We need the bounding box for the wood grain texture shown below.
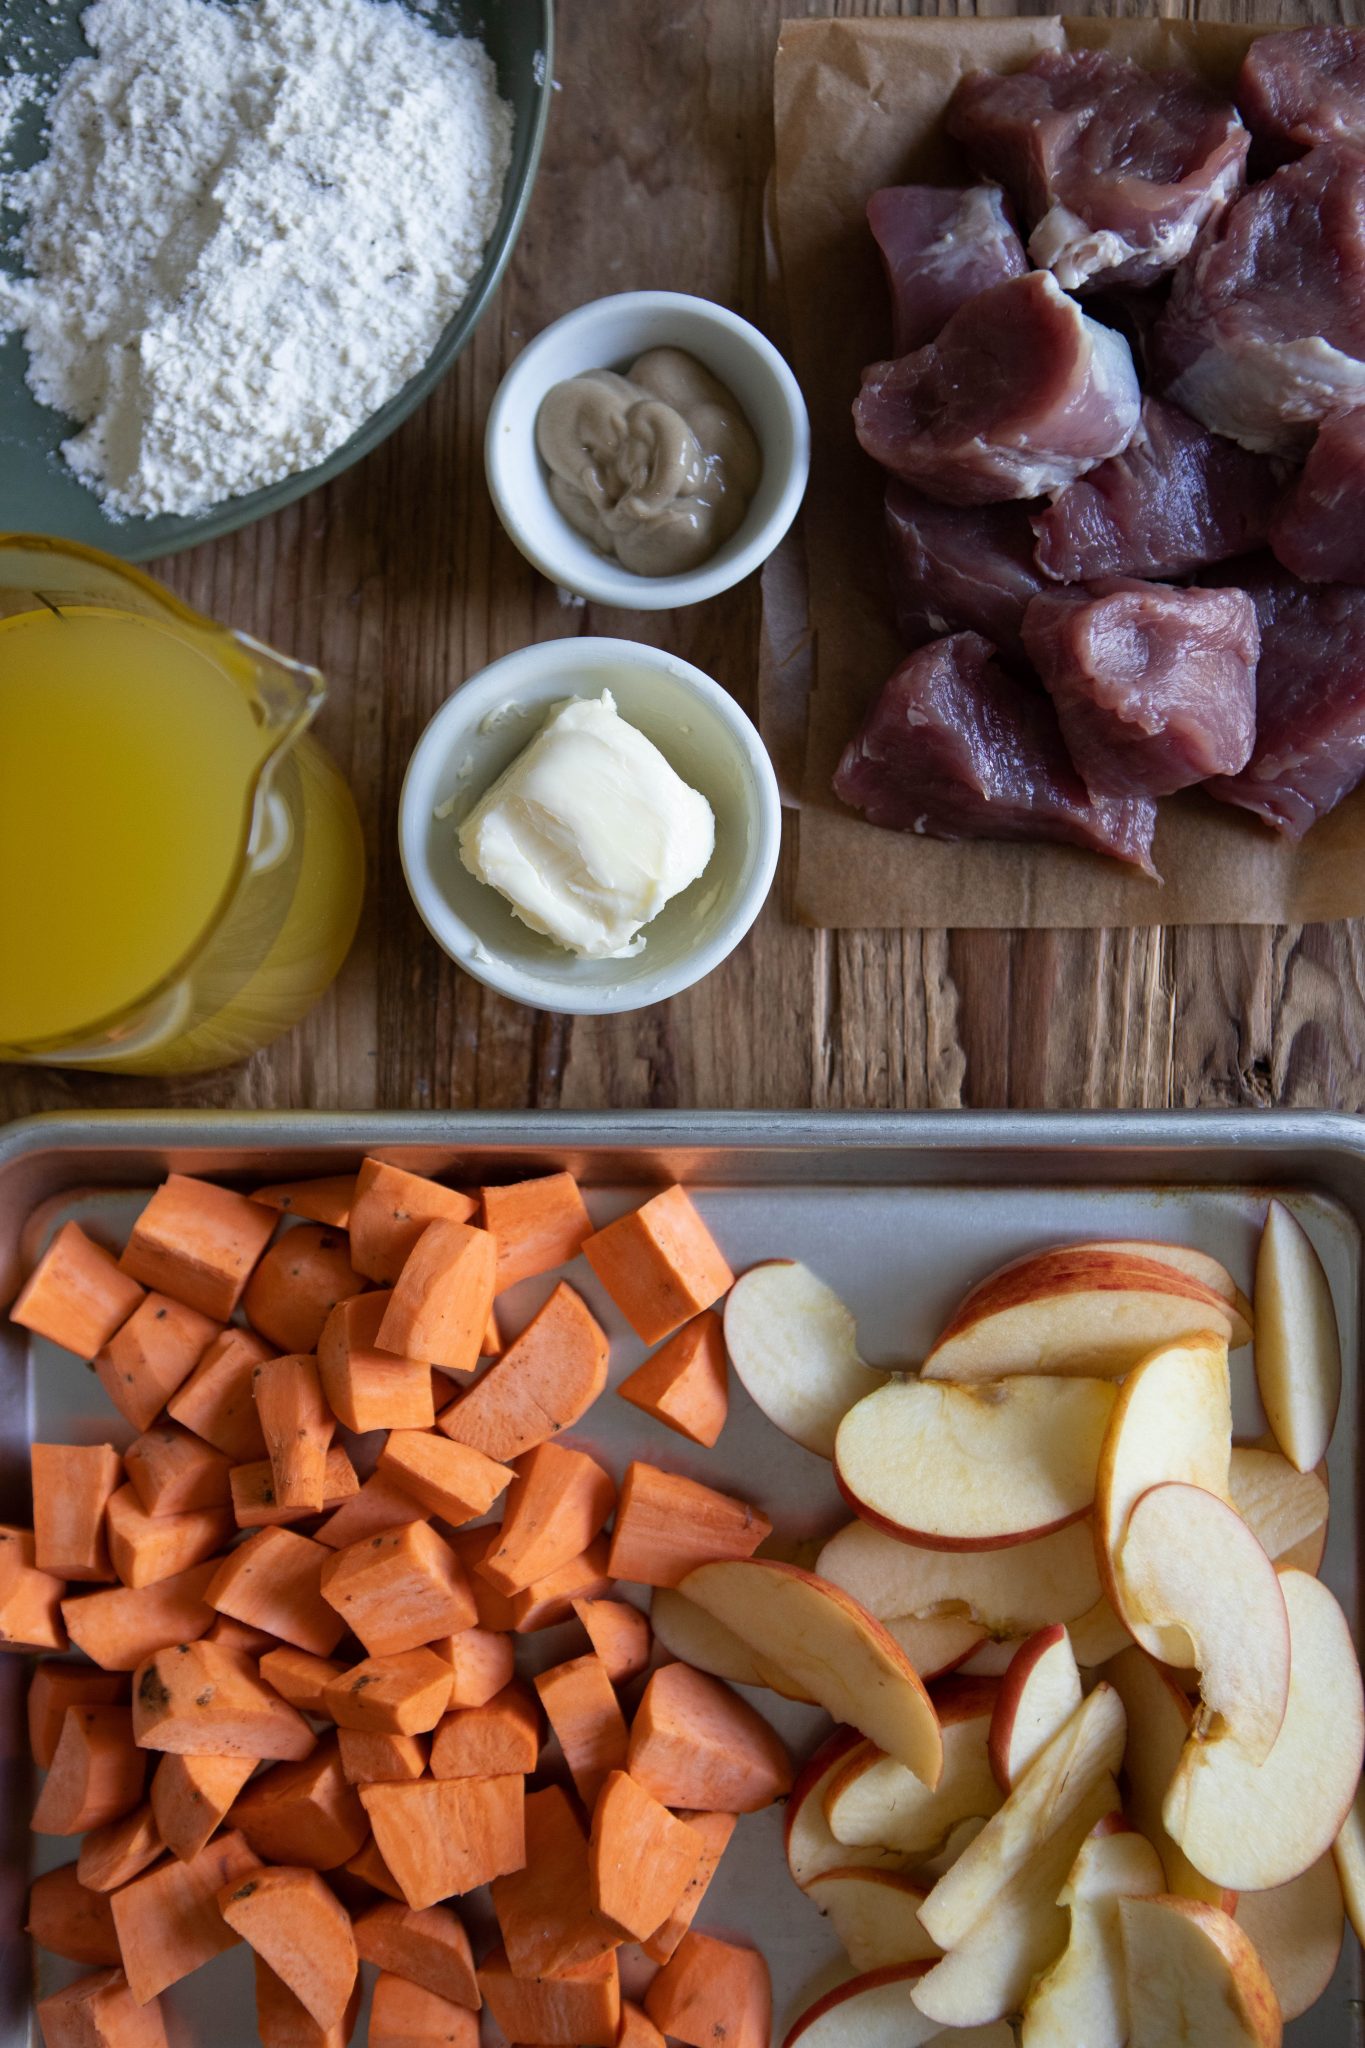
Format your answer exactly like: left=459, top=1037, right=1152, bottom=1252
left=2, top=0, right=1362, bottom=1122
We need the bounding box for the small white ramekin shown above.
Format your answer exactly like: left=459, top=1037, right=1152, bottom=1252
left=398, top=636, right=782, bottom=1015
left=485, top=290, right=810, bottom=610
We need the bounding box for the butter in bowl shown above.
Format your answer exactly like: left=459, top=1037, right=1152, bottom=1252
left=398, top=638, right=781, bottom=1013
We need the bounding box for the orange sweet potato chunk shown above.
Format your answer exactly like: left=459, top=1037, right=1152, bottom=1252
left=28, top=1664, right=128, bottom=1770
left=167, top=1327, right=271, bottom=1461
left=230, top=1738, right=369, bottom=1869
left=318, top=1291, right=435, bottom=1433
left=436, top=1626, right=516, bottom=1709
left=12, top=1223, right=144, bottom=1361
left=429, top=1681, right=539, bottom=1780
left=582, top=1186, right=734, bottom=1344
left=60, top=1561, right=218, bottom=1671
left=377, top=1429, right=512, bottom=1526
left=132, top=1640, right=316, bottom=1760
left=571, top=1597, right=651, bottom=1684
left=369, top=1973, right=478, bottom=2048
left=76, top=1803, right=163, bottom=1892
left=27, top=1864, right=122, bottom=1967
left=617, top=1310, right=728, bottom=1447
left=376, top=1220, right=497, bottom=1377
left=478, top=1443, right=615, bottom=1596
left=478, top=1945, right=619, bottom=2048
left=207, top=1526, right=345, bottom=1656
left=95, top=1294, right=223, bottom=1432
left=31, top=1704, right=145, bottom=1835
left=230, top=1445, right=357, bottom=1530
left=243, top=1225, right=368, bottom=1356
left=479, top=1172, right=591, bottom=1291
left=627, top=1663, right=791, bottom=1812
left=111, top=1829, right=260, bottom=2002
left=31, top=1443, right=121, bottom=1582
left=319, top=1520, right=476, bottom=1657
left=251, top=1176, right=357, bottom=1230
left=124, top=1425, right=232, bottom=1517
left=436, top=1282, right=609, bottom=1461
left=35, top=1968, right=169, bottom=2048
left=260, top=1647, right=347, bottom=1717
left=118, top=1175, right=277, bottom=1320
left=105, top=1485, right=233, bottom=1590
left=321, top=1649, right=453, bottom=1736
left=336, top=1728, right=428, bottom=1784
left=643, top=1931, right=770, bottom=2048
left=348, top=1161, right=478, bottom=1286
left=216, top=1866, right=358, bottom=2032
left=360, top=1775, right=526, bottom=1910
left=351, top=1899, right=479, bottom=2009
left=607, top=1461, right=770, bottom=1588
left=489, top=1785, right=618, bottom=1978
left=533, top=1655, right=628, bottom=1810
left=0, top=1525, right=66, bottom=1650
left=150, top=1750, right=255, bottom=1861
left=254, top=1954, right=361, bottom=2048
left=590, top=1770, right=702, bottom=1942
left=641, top=1808, right=736, bottom=1963
left=253, top=1354, right=335, bottom=1513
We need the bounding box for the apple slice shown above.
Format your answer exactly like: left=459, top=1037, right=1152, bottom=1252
left=915, top=1814, right=987, bottom=1884
left=882, top=1613, right=988, bottom=1682
left=1119, top=1897, right=1281, bottom=2048
left=824, top=1682, right=1001, bottom=1858
left=835, top=1376, right=1117, bottom=1551
left=1163, top=1570, right=1365, bottom=1892
left=1021, top=1825, right=1165, bottom=2048
left=1088, top=1240, right=1253, bottom=1348
left=816, top=1515, right=1102, bottom=1636
left=786, top=1728, right=913, bottom=1889
left=956, top=1636, right=1027, bottom=1677
left=1067, top=1595, right=1133, bottom=1669
left=1114, top=1482, right=1290, bottom=1763
left=919, top=1683, right=1126, bottom=1950
left=989, top=1625, right=1082, bottom=1791
left=679, top=1560, right=943, bottom=1786
left=781, top=1963, right=1014, bottom=2048
left=1235, top=1852, right=1344, bottom=2022
left=1331, top=1781, right=1365, bottom=1946
left=1228, top=1446, right=1329, bottom=1572
left=921, top=1245, right=1235, bottom=1383
left=804, top=1869, right=939, bottom=1969
left=1094, top=1332, right=1232, bottom=1658
left=723, top=1260, right=889, bottom=1457
left=649, top=1588, right=815, bottom=1702
left=1255, top=1200, right=1342, bottom=1474
left=1102, top=1646, right=1228, bottom=1910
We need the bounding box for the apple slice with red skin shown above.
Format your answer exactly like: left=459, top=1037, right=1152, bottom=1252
left=1093, top=1332, right=1232, bottom=1658
left=1087, top=1240, right=1252, bottom=1348
left=679, top=1560, right=942, bottom=1786
left=1020, top=1823, right=1165, bottom=2048
left=921, top=1245, right=1234, bottom=1384
left=1332, top=1782, right=1365, bottom=1948
left=1163, top=1570, right=1365, bottom=1893
left=1235, top=1853, right=1344, bottom=2022
left=786, top=1728, right=913, bottom=1890
left=1255, top=1200, right=1342, bottom=1475
left=824, top=1681, right=1000, bottom=1859
left=919, top=1684, right=1126, bottom=1951
left=816, top=1516, right=1102, bottom=1637
left=883, top=1613, right=987, bottom=1682
left=781, top=1962, right=1013, bottom=2048
left=1115, top=1482, right=1290, bottom=1764
left=989, top=1625, right=1082, bottom=1791
left=1228, top=1446, right=1328, bottom=1574
left=804, top=1868, right=939, bottom=1969
left=649, top=1587, right=815, bottom=1702
left=1119, top=1897, right=1282, bottom=2048
left=722, top=1260, right=889, bottom=1458
left=835, top=1376, right=1117, bottom=1552
left=1067, top=1595, right=1133, bottom=1668
left=1102, top=1645, right=1231, bottom=1912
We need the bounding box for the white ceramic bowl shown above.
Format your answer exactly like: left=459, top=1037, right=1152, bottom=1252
left=398, top=636, right=782, bottom=1014
left=485, top=290, right=810, bottom=609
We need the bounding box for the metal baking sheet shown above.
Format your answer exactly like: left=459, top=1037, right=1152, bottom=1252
left=0, top=1109, right=1362, bottom=2047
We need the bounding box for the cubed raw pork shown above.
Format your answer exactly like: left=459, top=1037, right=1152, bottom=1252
left=1022, top=579, right=1259, bottom=800
left=867, top=184, right=1028, bottom=356
left=1155, top=143, right=1365, bottom=455
left=854, top=271, right=1141, bottom=506
left=947, top=50, right=1248, bottom=291
left=1239, top=28, right=1365, bottom=154
left=885, top=481, right=1047, bottom=666
left=1032, top=395, right=1281, bottom=581
left=1269, top=409, right=1365, bottom=583
left=1206, top=565, right=1365, bottom=836
left=833, top=630, right=1158, bottom=871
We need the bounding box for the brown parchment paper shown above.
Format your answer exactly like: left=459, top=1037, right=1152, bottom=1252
left=774, top=14, right=1365, bottom=930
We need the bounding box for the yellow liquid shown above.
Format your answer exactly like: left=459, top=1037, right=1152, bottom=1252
left=0, top=604, right=364, bottom=1068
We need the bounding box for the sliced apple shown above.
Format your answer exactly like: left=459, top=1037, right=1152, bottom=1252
left=1119, top=1896, right=1282, bottom=2048
left=1228, top=1445, right=1329, bottom=1572
left=781, top=1962, right=1013, bottom=2048
left=1102, top=1645, right=1228, bottom=1910
left=835, top=1376, right=1116, bottom=1551
left=1093, top=1332, right=1232, bottom=1658
left=1114, top=1482, right=1290, bottom=1763
left=1331, top=1780, right=1365, bottom=1946
left=919, top=1683, right=1126, bottom=1950
left=1089, top=1239, right=1253, bottom=1348
left=989, top=1625, right=1082, bottom=1791
left=1255, top=1200, right=1342, bottom=1474
left=922, top=1244, right=1235, bottom=1383
left=956, top=1636, right=1027, bottom=1677
left=679, top=1559, right=943, bottom=1786
left=1235, top=1852, right=1344, bottom=2022
left=1163, top=1570, right=1365, bottom=1892
left=649, top=1587, right=815, bottom=1702
left=816, top=1515, right=1102, bottom=1636
left=1021, top=1825, right=1165, bottom=2048
left=723, top=1260, right=889, bottom=1457
left=1067, top=1595, right=1134, bottom=1669
left=786, top=1728, right=913, bottom=1889
left=915, top=1814, right=988, bottom=1884
left=824, top=1682, right=1001, bottom=1858
left=804, top=1868, right=939, bottom=1969
left=882, top=1613, right=988, bottom=1682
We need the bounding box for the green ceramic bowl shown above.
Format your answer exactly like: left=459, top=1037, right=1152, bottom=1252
left=0, top=0, right=552, bottom=560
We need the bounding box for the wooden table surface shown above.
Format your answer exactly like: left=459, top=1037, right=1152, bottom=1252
left=4, top=0, right=1361, bottom=1127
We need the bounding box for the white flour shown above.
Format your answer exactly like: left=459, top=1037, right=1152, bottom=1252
left=0, top=0, right=513, bottom=516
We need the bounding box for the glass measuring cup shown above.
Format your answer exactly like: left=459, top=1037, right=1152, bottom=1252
left=0, top=536, right=365, bottom=1074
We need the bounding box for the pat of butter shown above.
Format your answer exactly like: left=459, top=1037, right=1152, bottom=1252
left=457, top=689, right=716, bottom=959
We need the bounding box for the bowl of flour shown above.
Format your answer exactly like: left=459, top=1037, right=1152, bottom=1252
left=0, top=0, right=551, bottom=557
